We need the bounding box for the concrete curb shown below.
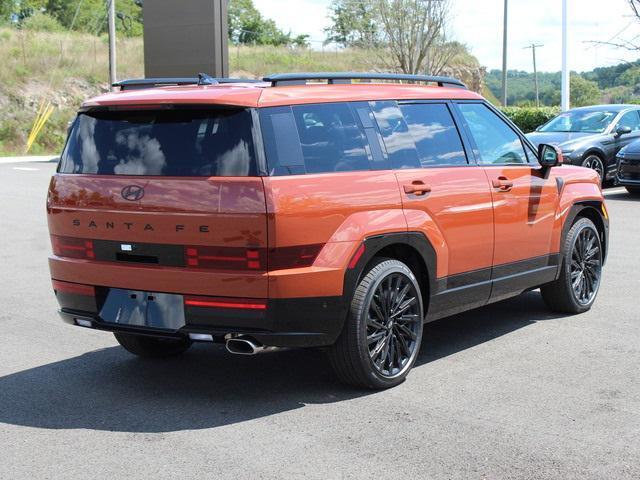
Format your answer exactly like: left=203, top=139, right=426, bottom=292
left=0, top=155, right=58, bottom=165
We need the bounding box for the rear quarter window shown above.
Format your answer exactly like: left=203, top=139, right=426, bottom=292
left=259, top=102, right=375, bottom=175
left=59, top=108, right=257, bottom=176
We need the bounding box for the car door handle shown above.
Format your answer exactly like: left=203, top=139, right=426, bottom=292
left=403, top=182, right=431, bottom=196
left=491, top=177, right=513, bottom=191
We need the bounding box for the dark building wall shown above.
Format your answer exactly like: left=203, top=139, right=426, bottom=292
left=143, top=0, right=228, bottom=78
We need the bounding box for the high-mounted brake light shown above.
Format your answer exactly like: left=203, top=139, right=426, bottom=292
left=52, top=279, right=95, bottom=296
left=184, top=295, right=267, bottom=310
left=51, top=235, right=95, bottom=260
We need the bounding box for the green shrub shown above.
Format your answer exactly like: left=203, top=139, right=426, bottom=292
left=22, top=13, right=64, bottom=33
left=499, top=106, right=561, bottom=133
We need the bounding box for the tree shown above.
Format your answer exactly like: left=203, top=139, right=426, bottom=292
left=325, top=0, right=456, bottom=75
left=569, top=75, right=601, bottom=107
left=0, top=0, right=143, bottom=36
left=228, top=0, right=301, bottom=46
left=325, top=0, right=378, bottom=48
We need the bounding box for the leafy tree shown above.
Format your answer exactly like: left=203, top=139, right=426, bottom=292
left=569, top=75, right=601, bottom=107
left=325, top=0, right=378, bottom=48
left=228, top=0, right=301, bottom=46
left=325, top=0, right=456, bottom=75
left=1, top=0, right=142, bottom=36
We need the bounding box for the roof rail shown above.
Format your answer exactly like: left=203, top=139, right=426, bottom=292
left=262, top=72, right=467, bottom=89
left=113, top=75, right=262, bottom=90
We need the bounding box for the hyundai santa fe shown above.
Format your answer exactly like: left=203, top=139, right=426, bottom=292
left=48, top=72, right=609, bottom=389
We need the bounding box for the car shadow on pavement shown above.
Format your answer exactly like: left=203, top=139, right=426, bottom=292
left=0, top=292, right=565, bottom=433
left=603, top=191, right=640, bottom=203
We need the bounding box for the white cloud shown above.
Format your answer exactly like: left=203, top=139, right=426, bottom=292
left=253, top=0, right=640, bottom=72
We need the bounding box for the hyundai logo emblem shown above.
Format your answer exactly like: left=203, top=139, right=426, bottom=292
left=121, top=185, right=145, bottom=201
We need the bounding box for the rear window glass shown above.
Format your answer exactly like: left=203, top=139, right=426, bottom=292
left=59, top=108, right=257, bottom=176
left=260, top=102, right=373, bottom=175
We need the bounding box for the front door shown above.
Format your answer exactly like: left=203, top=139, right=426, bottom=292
left=455, top=102, right=560, bottom=302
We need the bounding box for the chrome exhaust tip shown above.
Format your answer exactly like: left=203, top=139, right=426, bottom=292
left=226, top=337, right=261, bottom=355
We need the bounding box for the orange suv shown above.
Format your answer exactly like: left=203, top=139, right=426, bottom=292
left=48, top=73, right=609, bottom=389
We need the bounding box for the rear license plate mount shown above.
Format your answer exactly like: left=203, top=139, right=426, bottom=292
left=99, top=289, right=185, bottom=331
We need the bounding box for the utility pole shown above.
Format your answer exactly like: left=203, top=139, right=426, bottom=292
left=108, top=0, right=117, bottom=90
left=561, top=0, right=570, bottom=111
left=524, top=43, right=543, bottom=107
left=501, top=0, right=508, bottom=106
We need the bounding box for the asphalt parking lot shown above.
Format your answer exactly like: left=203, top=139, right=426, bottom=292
left=0, top=160, right=638, bottom=479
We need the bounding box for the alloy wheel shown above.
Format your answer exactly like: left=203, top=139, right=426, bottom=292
left=583, top=155, right=604, bottom=179
left=570, top=226, right=602, bottom=305
left=366, top=273, right=421, bottom=377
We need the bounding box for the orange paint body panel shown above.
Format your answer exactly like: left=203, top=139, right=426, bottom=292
left=395, top=167, right=494, bottom=278
left=263, top=171, right=406, bottom=297
left=48, top=174, right=269, bottom=297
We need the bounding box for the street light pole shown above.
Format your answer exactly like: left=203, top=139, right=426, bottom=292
left=501, top=0, right=508, bottom=106
left=525, top=43, right=544, bottom=107
left=561, top=0, right=570, bottom=111
left=108, top=0, right=117, bottom=90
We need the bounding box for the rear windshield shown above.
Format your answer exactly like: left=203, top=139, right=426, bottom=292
left=59, top=108, right=257, bottom=176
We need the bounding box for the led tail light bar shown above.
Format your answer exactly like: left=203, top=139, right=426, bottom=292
left=51, top=235, right=95, bottom=260
left=184, top=295, right=267, bottom=310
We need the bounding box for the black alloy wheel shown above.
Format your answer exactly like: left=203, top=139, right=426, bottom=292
left=329, top=258, right=424, bottom=389
left=569, top=225, right=602, bottom=306
left=366, top=272, right=422, bottom=377
left=541, top=217, right=603, bottom=313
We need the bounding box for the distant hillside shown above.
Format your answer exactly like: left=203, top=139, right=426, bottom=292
left=486, top=60, right=640, bottom=107
left=0, top=26, right=485, bottom=155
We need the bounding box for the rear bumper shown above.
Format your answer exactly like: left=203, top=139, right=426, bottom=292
left=55, top=288, right=346, bottom=348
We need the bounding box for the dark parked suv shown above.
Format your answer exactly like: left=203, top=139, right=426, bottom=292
left=527, top=105, right=640, bottom=182
left=48, top=72, right=609, bottom=389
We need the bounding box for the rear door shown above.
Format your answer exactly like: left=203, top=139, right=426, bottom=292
left=454, top=101, right=560, bottom=301
left=370, top=100, right=494, bottom=318
left=49, top=107, right=269, bottom=298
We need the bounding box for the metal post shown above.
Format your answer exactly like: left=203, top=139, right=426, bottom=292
left=561, top=0, right=570, bottom=111
left=525, top=44, right=543, bottom=107
left=108, top=0, right=117, bottom=89
left=501, top=0, right=508, bottom=106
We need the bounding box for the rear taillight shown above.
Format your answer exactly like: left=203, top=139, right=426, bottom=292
left=268, top=244, right=323, bottom=270
left=51, top=235, right=95, bottom=260
left=184, top=244, right=323, bottom=271
left=52, top=279, right=95, bottom=296
left=184, top=295, right=267, bottom=310
left=185, top=246, right=267, bottom=271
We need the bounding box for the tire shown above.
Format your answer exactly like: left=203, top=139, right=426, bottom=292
left=541, top=217, right=603, bottom=314
left=114, top=332, right=192, bottom=358
left=328, top=258, right=424, bottom=389
left=581, top=154, right=605, bottom=184
left=626, top=186, right=640, bottom=196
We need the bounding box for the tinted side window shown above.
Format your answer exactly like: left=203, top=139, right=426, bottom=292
left=260, top=103, right=373, bottom=175
left=458, top=103, right=528, bottom=165
left=400, top=103, right=467, bottom=167
left=617, top=110, right=640, bottom=131
left=370, top=101, right=421, bottom=169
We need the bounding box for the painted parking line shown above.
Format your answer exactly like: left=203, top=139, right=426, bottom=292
left=12, top=167, right=40, bottom=171
left=603, top=187, right=627, bottom=196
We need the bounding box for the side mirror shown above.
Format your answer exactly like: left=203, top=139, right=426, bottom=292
left=538, top=143, right=563, bottom=168
left=615, top=125, right=632, bottom=137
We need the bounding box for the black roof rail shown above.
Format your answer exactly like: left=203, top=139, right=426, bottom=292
left=113, top=75, right=263, bottom=90
left=262, top=72, right=467, bottom=89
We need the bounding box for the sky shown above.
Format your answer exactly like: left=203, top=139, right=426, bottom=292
left=252, top=0, right=640, bottom=73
